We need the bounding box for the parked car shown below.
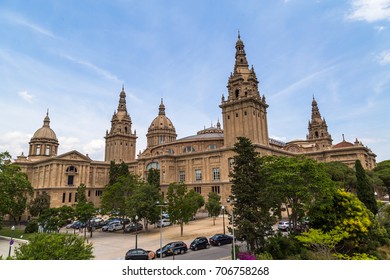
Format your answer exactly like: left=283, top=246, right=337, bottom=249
left=102, top=221, right=122, bottom=231
left=125, top=248, right=155, bottom=260
left=66, top=221, right=85, bottom=229
left=209, top=234, right=233, bottom=246
left=190, top=237, right=210, bottom=251
left=156, top=219, right=172, bottom=227
left=277, top=221, right=292, bottom=231
left=124, top=222, right=143, bottom=233
left=156, top=241, right=188, bottom=258
left=107, top=221, right=124, bottom=232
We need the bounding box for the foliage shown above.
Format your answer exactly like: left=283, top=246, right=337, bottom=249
left=0, top=152, right=34, bottom=224
left=126, top=181, right=161, bottom=230
left=14, top=233, right=94, bottom=260
left=334, top=253, right=377, bottom=260
left=374, top=160, right=390, bottom=201
left=28, top=192, right=50, bottom=217
left=38, top=206, right=75, bottom=232
left=237, top=251, right=256, bottom=260
left=25, top=219, right=39, bottom=233
left=205, top=192, right=221, bottom=225
left=261, top=155, right=336, bottom=232
left=147, top=168, right=160, bottom=189
left=230, top=137, right=278, bottom=252
left=167, top=182, right=204, bottom=236
left=108, top=161, right=129, bottom=185
left=355, top=160, right=378, bottom=215
left=263, top=233, right=309, bottom=260
left=295, top=228, right=349, bottom=259
left=322, top=161, right=356, bottom=191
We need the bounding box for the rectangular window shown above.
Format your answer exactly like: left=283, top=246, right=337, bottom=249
left=68, top=193, right=72, bottom=203
left=194, top=187, right=201, bottom=194
left=88, top=190, right=91, bottom=197
left=212, top=168, right=220, bottom=181
left=36, top=144, right=41, bottom=155
left=179, top=170, right=185, bottom=182
left=212, top=186, right=220, bottom=194
left=95, top=190, right=103, bottom=197
left=67, top=175, right=74, bottom=186
left=45, top=145, right=50, bottom=155
left=195, top=169, right=202, bottom=181
left=62, top=193, right=66, bottom=203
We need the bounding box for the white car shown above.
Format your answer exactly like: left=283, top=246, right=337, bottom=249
left=107, top=222, right=123, bottom=232
left=157, top=219, right=172, bottom=227
left=277, top=221, right=292, bottom=231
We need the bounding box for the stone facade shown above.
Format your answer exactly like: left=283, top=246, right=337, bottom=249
left=13, top=34, right=376, bottom=213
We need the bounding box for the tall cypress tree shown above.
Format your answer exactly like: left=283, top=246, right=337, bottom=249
left=355, top=160, right=378, bottom=215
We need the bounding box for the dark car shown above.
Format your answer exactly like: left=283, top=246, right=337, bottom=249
left=124, top=222, right=143, bottom=233
left=190, top=237, right=210, bottom=251
left=125, top=248, right=155, bottom=260
left=156, top=241, right=188, bottom=258
left=209, top=234, right=233, bottom=246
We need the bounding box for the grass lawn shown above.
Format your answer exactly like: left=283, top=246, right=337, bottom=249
left=0, top=226, right=34, bottom=240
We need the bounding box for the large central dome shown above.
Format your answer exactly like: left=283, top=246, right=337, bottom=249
left=31, top=113, right=58, bottom=141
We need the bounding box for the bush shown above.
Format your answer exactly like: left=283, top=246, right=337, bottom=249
left=237, top=251, right=256, bottom=260
left=24, top=220, right=39, bottom=233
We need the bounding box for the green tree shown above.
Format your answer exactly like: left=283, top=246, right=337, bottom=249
left=205, top=192, right=221, bottom=225
left=261, top=155, right=336, bottom=232
left=355, top=160, right=378, bottom=215
left=28, top=192, right=50, bottom=217
left=0, top=152, right=34, bottom=225
left=38, top=206, right=75, bottom=232
left=167, top=182, right=204, bottom=236
left=108, top=161, right=129, bottom=185
left=75, top=184, right=96, bottom=238
left=14, top=233, right=94, bottom=260
left=322, top=161, right=356, bottom=191
left=374, top=160, right=390, bottom=201
left=147, top=168, right=160, bottom=189
left=127, top=181, right=161, bottom=230
left=230, top=137, right=278, bottom=252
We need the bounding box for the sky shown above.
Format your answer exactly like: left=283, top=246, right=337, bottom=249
left=0, top=0, right=389, bottom=162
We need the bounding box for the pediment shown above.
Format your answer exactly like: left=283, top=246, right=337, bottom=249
left=56, top=150, right=92, bottom=162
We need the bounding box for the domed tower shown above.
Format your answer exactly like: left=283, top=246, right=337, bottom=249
left=105, top=86, right=137, bottom=162
left=28, top=111, right=59, bottom=160
left=220, top=32, right=269, bottom=147
left=146, top=99, right=177, bottom=148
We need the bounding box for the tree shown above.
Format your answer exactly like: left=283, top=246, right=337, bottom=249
left=355, top=160, right=378, bottom=215
left=205, top=192, right=221, bottom=225
left=261, top=155, right=336, bottom=232
left=374, top=160, right=390, bottom=201
left=38, top=206, right=75, bottom=232
left=322, top=161, right=356, bottom=191
left=75, top=184, right=96, bottom=238
left=28, top=192, right=50, bottom=217
left=14, top=233, right=94, bottom=260
left=108, top=161, right=129, bottom=185
left=0, top=152, right=33, bottom=225
left=147, top=168, right=160, bottom=189
left=167, top=182, right=204, bottom=236
left=230, top=137, right=278, bottom=252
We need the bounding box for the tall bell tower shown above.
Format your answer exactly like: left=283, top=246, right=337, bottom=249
left=104, top=86, right=137, bottom=162
left=220, top=33, right=269, bottom=147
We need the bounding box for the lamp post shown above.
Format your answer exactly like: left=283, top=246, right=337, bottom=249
left=135, top=215, right=139, bottom=250
left=156, top=201, right=167, bottom=259
left=8, top=225, right=15, bottom=258
left=221, top=205, right=226, bottom=235
left=226, top=198, right=236, bottom=260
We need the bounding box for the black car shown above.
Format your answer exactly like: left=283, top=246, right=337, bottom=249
left=209, top=234, right=233, bottom=246
left=124, top=222, right=143, bottom=233
left=125, top=248, right=155, bottom=260
left=156, top=241, right=188, bottom=258
left=190, top=237, right=210, bottom=251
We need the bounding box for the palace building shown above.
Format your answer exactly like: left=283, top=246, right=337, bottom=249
left=13, top=34, right=377, bottom=210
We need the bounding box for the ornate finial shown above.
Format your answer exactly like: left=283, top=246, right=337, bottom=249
left=342, top=134, right=345, bottom=141
left=46, top=108, right=49, bottom=116
left=238, top=30, right=240, bottom=39
left=122, top=84, right=125, bottom=91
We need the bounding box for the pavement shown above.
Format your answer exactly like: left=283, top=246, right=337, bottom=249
left=0, top=214, right=231, bottom=260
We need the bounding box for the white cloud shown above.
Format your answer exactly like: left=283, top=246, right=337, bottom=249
left=83, top=139, right=105, bottom=154
left=347, top=0, right=390, bottom=22
left=375, top=25, right=386, bottom=31
left=18, top=91, right=34, bottom=103
left=377, top=50, right=390, bottom=65
left=0, top=131, right=31, bottom=157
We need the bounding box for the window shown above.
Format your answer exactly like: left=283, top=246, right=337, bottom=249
left=66, top=166, right=78, bottom=173
left=95, top=190, right=103, bottom=197
left=183, top=146, right=195, bottom=153
left=195, top=169, right=202, bottom=181
left=62, top=193, right=66, bottom=203
left=179, top=170, right=185, bottom=182
left=194, top=187, right=201, bottom=194
left=166, top=149, right=174, bottom=154
left=212, top=168, right=220, bottom=181
left=159, top=135, right=164, bottom=144
left=208, top=144, right=217, bottom=150
left=67, top=175, right=74, bottom=186
left=146, top=162, right=160, bottom=170
left=212, top=186, right=220, bottom=194
left=36, top=144, right=41, bottom=155
left=45, top=145, right=50, bottom=155
left=68, top=193, right=72, bottom=203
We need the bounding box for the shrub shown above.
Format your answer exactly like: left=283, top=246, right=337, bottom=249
left=24, top=220, right=39, bottom=233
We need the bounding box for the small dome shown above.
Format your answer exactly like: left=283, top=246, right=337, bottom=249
left=147, top=99, right=176, bottom=133
left=333, top=140, right=353, bottom=149
left=31, top=113, right=58, bottom=141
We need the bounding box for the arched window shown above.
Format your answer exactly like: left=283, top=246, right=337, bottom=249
left=183, top=146, right=195, bottom=153
left=235, top=89, right=240, bottom=98
left=146, top=162, right=160, bottom=170
left=66, top=166, right=78, bottom=173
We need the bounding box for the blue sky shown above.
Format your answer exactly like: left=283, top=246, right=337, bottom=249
left=0, top=0, right=389, bottom=162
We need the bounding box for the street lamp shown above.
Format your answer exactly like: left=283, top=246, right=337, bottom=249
left=135, top=215, right=139, bottom=250
left=221, top=205, right=226, bottom=235
left=8, top=225, right=15, bottom=258
left=226, top=198, right=237, bottom=260
left=156, top=201, right=167, bottom=260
